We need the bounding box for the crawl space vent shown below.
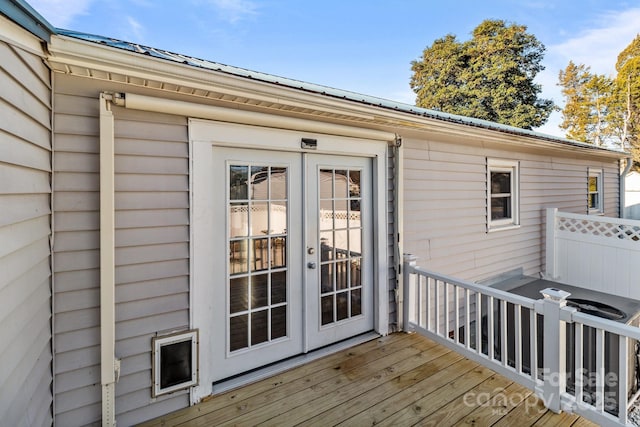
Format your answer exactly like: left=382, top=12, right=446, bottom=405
left=152, top=329, right=198, bottom=397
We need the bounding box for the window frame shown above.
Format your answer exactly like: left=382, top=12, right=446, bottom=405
left=588, top=168, right=604, bottom=215
left=487, top=159, right=520, bottom=231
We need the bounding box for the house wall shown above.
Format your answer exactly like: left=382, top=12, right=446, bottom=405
left=402, top=135, right=620, bottom=282
left=0, top=17, right=53, bottom=427
left=52, top=72, right=399, bottom=424
left=53, top=74, right=189, bottom=426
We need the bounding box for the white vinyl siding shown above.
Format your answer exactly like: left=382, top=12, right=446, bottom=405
left=0, top=28, right=52, bottom=427
left=53, top=74, right=189, bottom=426
left=402, top=136, right=619, bottom=282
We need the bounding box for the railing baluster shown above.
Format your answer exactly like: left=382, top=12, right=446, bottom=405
left=475, top=291, right=481, bottom=354
left=514, top=304, right=522, bottom=373
left=465, top=288, right=470, bottom=350
left=444, top=281, right=449, bottom=340
left=487, top=296, right=494, bottom=360
left=426, top=276, right=431, bottom=332
left=530, top=308, right=537, bottom=382
left=435, top=279, right=440, bottom=336
left=501, top=299, right=507, bottom=367
left=595, top=328, right=605, bottom=412
left=575, top=323, right=584, bottom=405
left=417, top=274, right=423, bottom=328
left=619, top=335, right=629, bottom=424
left=454, top=285, right=459, bottom=344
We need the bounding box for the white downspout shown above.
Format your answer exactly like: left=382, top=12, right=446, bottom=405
left=620, top=157, right=633, bottom=218
left=393, top=136, right=405, bottom=331
left=99, top=93, right=118, bottom=426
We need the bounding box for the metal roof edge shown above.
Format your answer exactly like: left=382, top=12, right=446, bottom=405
left=54, top=28, right=627, bottom=158
left=0, top=0, right=56, bottom=42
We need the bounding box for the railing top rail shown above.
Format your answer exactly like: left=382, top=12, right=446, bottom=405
left=406, top=263, right=536, bottom=309
left=569, top=309, right=640, bottom=340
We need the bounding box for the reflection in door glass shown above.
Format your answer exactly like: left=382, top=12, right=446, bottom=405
left=227, top=164, right=289, bottom=352
left=318, top=167, right=364, bottom=326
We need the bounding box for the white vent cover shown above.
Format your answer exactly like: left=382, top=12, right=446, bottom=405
left=152, top=329, right=199, bottom=397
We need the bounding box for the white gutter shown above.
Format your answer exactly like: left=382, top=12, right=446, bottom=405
left=99, top=93, right=118, bottom=426
left=620, top=157, right=633, bottom=218
left=111, top=92, right=395, bottom=142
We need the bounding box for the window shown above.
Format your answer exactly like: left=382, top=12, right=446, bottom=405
left=588, top=168, right=604, bottom=214
left=487, top=159, right=519, bottom=230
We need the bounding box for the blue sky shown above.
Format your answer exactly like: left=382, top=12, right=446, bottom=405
left=29, top=0, right=640, bottom=136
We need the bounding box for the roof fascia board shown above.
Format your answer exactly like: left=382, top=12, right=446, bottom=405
left=0, top=0, right=55, bottom=41
left=48, top=34, right=626, bottom=160
left=47, top=35, right=378, bottom=121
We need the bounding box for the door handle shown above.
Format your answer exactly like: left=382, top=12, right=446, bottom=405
left=307, top=262, right=317, bottom=269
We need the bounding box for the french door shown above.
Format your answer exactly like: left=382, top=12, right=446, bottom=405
left=198, top=145, right=374, bottom=383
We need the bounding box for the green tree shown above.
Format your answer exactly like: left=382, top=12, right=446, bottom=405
left=410, top=19, right=554, bottom=129
left=610, top=35, right=640, bottom=162
left=558, top=61, right=613, bottom=146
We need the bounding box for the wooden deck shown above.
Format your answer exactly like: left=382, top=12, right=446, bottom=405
left=140, top=333, right=596, bottom=427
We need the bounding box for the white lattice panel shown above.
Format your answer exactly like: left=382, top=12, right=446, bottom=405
left=557, top=216, right=640, bottom=242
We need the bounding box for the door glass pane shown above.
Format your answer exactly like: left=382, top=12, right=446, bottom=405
left=228, top=163, right=289, bottom=353
left=321, top=263, right=333, bottom=293
left=318, top=167, right=365, bottom=327
left=320, top=231, right=334, bottom=261
left=230, top=240, right=248, bottom=274
left=335, top=170, right=348, bottom=198
left=230, top=166, right=248, bottom=200
left=230, top=277, right=248, bottom=313
left=321, top=295, right=334, bottom=325
left=252, top=274, right=268, bottom=308
left=230, top=315, right=248, bottom=352
left=229, top=203, right=248, bottom=238
left=271, top=237, right=286, bottom=268
left=320, top=200, right=333, bottom=231
left=337, top=292, right=349, bottom=321
left=351, top=289, right=362, bottom=316
left=270, top=201, right=287, bottom=234
left=250, top=202, right=269, bottom=236
left=251, top=238, right=269, bottom=272
left=270, top=167, right=287, bottom=199
left=271, top=271, right=287, bottom=304
left=320, top=169, right=333, bottom=198
left=251, top=310, right=268, bottom=345
left=251, top=166, right=268, bottom=200
left=336, top=261, right=348, bottom=290
left=271, top=306, right=287, bottom=339
left=349, top=171, right=361, bottom=197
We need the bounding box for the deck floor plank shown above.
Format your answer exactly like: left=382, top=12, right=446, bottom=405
left=217, top=337, right=438, bottom=426
left=140, top=333, right=597, bottom=427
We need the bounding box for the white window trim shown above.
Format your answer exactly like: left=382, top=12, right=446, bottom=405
left=487, top=159, right=520, bottom=231
left=588, top=168, right=604, bottom=215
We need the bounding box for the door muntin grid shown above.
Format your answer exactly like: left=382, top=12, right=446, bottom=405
left=318, top=168, right=364, bottom=326
left=228, top=164, right=289, bottom=353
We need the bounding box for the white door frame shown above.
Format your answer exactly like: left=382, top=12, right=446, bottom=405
left=189, top=119, right=389, bottom=402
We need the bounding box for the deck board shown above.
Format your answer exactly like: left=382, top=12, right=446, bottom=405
left=140, top=333, right=594, bottom=427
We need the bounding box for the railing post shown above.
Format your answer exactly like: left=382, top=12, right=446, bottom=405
left=537, top=287, right=571, bottom=413
left=545, top=208, right=558, bottom=280
left=403, top=254, right=418, bottom=332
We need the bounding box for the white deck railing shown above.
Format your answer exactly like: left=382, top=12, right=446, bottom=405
left=403, top=255, right=640, bottom=426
